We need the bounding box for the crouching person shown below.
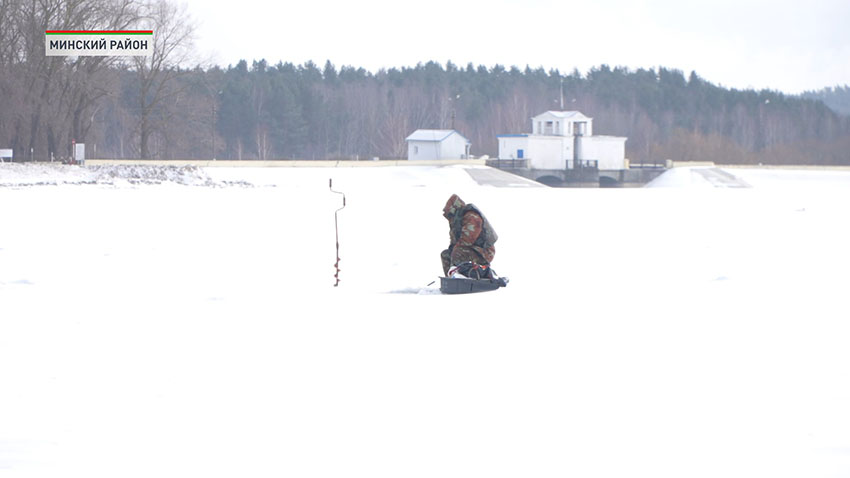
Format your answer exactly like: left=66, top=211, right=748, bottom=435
left=441, top=194, right=498, bottom=278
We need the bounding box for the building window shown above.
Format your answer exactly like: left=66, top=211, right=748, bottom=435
left=414, top=146, right=419, bottom=154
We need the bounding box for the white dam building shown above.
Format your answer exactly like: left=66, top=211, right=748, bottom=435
left=497, top=111, right=627, bottom=170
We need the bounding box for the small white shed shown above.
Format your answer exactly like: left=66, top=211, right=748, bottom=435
left=405, top=130, right=471, bottom=160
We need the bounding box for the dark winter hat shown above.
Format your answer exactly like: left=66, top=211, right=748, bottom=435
left=443, top=194, right=465, bottom=218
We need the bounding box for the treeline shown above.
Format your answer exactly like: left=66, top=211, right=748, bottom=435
left=802, top=85, right=850, bottom=117
left=2, top=1, right=849, bottom=165
left=173, top=62, right=850, bottom=165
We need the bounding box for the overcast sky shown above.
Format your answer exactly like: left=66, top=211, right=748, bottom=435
left=181, top=0, right=850, bottom=94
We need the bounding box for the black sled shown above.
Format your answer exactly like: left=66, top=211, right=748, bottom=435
left=439, top=276, right=509, bottom=294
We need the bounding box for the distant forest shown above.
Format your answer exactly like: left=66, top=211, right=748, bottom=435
left=802, top=86, right=850, bottom=117
left=2, top=1, right=849, bottom=165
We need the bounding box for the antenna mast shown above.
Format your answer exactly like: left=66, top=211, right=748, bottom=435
left=559, top=77, right=564, bottom=110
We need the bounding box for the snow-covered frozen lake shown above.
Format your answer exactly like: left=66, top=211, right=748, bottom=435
left=1, top=163, right=849, bottom=478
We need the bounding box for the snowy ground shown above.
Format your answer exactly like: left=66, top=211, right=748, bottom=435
left=1, top=163, right=850, bottom=478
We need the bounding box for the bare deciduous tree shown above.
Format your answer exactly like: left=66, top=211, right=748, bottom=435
left=132, top=0, right=194, bottom=159
left=0, top=0, right=140, bottom=160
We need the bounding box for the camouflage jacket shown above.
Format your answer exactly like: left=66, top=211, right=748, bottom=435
left=443, top=194, right=497, bottom=263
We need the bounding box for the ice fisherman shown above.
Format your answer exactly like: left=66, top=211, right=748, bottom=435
left=441, top=194, right=498, bottom=278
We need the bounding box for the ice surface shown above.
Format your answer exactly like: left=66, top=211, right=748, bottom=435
left=1, top=163, right=850, bottom=478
